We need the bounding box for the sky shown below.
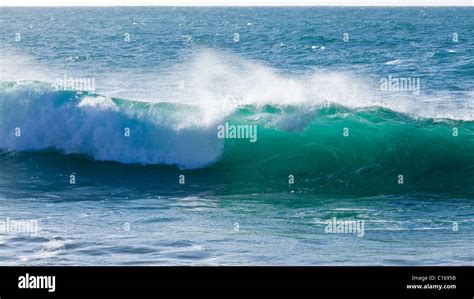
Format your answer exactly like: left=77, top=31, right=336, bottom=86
left=0, top=0, right=472, bottom=6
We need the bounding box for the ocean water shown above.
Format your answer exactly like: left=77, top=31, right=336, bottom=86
left=0, top=7, right=473, bottom=265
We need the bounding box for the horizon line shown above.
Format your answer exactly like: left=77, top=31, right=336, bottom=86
left=1, top=4, right=473, bottom=7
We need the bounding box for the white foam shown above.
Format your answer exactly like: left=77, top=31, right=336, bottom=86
left=385, top=59, right=403, bottom=65
left=78, top=96, right=119, bottom=111
left=0, top=83, right=224, bottom=168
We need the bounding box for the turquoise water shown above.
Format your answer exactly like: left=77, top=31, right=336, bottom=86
left=0, top=7, right=473, bottom=265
